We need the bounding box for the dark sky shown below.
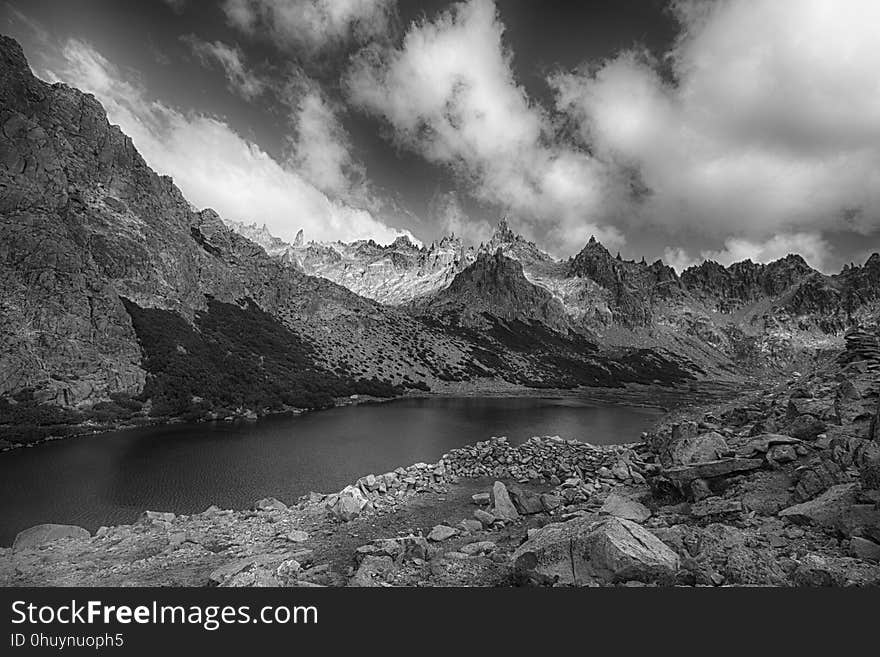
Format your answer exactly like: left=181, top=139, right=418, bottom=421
left=3, top=0, right=878, bottom=271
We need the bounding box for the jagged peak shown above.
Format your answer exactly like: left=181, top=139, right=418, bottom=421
left=293, top=229, right=304, bottom=247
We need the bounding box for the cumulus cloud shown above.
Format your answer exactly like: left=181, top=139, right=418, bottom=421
left=344, top=0, right=624, bottom=254
left=222, top=0, right=395, bottom=55
left=552, top=0, right=880, bottom=249
left=182, top=36, right=266, bottom=100
left=284, top=83, right=364, bottom=199
left=664, top=232, right=832, bottom=273
left=45, top=39, right=413, bottom=245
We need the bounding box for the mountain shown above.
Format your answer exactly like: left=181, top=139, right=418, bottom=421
left=0, top=35, right=703, bottom=443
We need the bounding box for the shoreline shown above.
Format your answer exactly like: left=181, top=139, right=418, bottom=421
left=0, top=379, right=746, bottom=455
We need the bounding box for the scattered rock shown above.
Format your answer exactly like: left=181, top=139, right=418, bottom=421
left=327, top=485, right=370, bottom=522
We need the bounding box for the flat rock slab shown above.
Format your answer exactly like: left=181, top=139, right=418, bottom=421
left=599, top=492, right=651, bottom=523
left=663, top=458, right=764, bottom=484
left=779, top=483, right=880, bottom=536
left=13, top=524, right=90, bottom=551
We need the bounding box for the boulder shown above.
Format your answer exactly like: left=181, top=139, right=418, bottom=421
left=349, top=555, right=396, bottom=587
left=327, top=485, right=370, bottom=521
left=512, top=516, right=679, bottom=585
left=491, top=481, right=519, bottom=521
left=786, top=414, right=826, bottom=441
left=287, top=530, right=309, bottom=543
left=690, top=497, right=743, bottom=518
left=474, top=509, right=495, bottom=526
left=471, top=492, right=490, bottom=505
left=599, top=492, right=651, bottom=523
left=460, top=541, right=496, bottom=556
left=663, top=458, right=763, bottom=485
left=427, top=525, right=458, bottom=542
left=670, top=431, right=728, bottom=465
left=779, top=483, right=880, bottom=536
left=508, top=486, right=544, bottom=515
left=13, top=524, right=90, bottom=551
left=850, top=537, right=880, bottom=562
left=540, top=493, right=562, bottom=511
left=141, top=510, right=176, bottom=523
left=254, top=498, right=287, bottom=512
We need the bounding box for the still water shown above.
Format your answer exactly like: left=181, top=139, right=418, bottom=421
left=0, top=396, right=662, bottom=545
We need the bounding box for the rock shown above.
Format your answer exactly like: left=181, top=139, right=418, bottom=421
left=287, top=530, right=309, bottom=543
left=427, top=525, right=458, bottom=542
left=663, top=458, right=764, bottom=484
left=690, top=497, right=744, bottom=518
left=540, top=493, right=562, bottom=512
left=508, top=486, right=544, bottom=515
left=670, top=431, right=728, bottom=465
left=209, top=555, right=278, bottom=586
left=460, top=541, right=496, bottom=556
left=491, top=481, right=519, bottom=521
left=599, top=492, right=651, bottom=523
left=611, top=461, right=631, bottom=481
left=474, top=509, right=495, bottom=526
left=327, top=485, right=370, bottom=522
left=254, top=498, right=287, bottom=512
left=13, top=524, right=90, bottom=551
left=850, top=537, right=880, bottom=562
left=141, top=510, right=176, bottom=523
left=512, top=516, right=678, bottom=585
left=458, top=519, right=483, bottom=533
left=736, top=433, right=801, bottom=457
left=861, top=454, right=880, bottom=490
left=786, top=414, right=827, bottom=441
left=349, top=555, right=396, bottom=587
left=791, top=554, right=844, bottom=587
left=779, top=483, right=880, bottom=536
left=767, top=444, right=798, bottom=464
left=471, top=492, right=490, bottom=505
left=690, top=478, right=713, bottom=501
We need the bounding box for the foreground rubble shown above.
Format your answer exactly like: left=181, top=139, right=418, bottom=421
left=2, top=329, right=879, bottom=587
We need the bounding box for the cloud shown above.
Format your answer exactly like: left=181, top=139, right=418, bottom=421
left=222, top=0, right=395, bottom=55
left=552, top=0, right=880, bottom=247
left=162, top=0, right=187, bottom=14
left=344, top=0, right=624, bottom=254
left=44, top=38, right=413, bottom=245
left=428, top=191, right=492, bottom=246
left=182, top=36, right=266, bottom=100
left=664, top=232, right=832, bottom=273
left=284, top=82, right=364, bottom=199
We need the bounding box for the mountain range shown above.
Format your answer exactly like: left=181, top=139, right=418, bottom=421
left=1, top=35, right=878, bottom=442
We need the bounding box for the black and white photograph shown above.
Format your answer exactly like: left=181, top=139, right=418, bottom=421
left=1, top=0, right=879, bottom=610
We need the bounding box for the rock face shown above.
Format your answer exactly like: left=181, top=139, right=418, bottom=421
left=13, top=524, right=90, bottom=550
left=512, top=516, right=679, bottom=585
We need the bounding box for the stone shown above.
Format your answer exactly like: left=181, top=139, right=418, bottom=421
left=458, top=519, right=483, bottom=533
left=663, top=458, right=764, bottom=484
left=690, top=478, right=713, bottom=501
left=670, top=431, right=728, bottom=465
left=474, top=509, right=495, bottom=526
left=491, top=481, right=519, bottom=521
left=540, top=493, right=562, bottom=512
left=850, top=537, right=880, bottom=562
left=460, top=541, right=496, bottom=556
left=327, top=485, right=370, bottom=522
left=287, top=530, right=309, bottom=543
left=508, top=486, right=544, bottom=515
left=736, top=433, right=801, bottom=457
left=254, top=498, right=287, bottom=512
left=471, top=492, right=490, bottom=505
left=512, top=516, right=679, bottom=585
left=599, top=492, right=651, bottom=523
left=690, top=497, right=744, bottom=518
left=349, top=555, right=396, bottom=587
left=427, top=525, right=458, bottom=542
left=767, top=444, right=798, bottom=464
left=141, top=510, right=176, bottom=523
left=779, top=483, right=880, bottom=536
left=13, top=524, right=90, bottom=551
left=786, top=414, right=827, bottom=441
left=611, top=461, right=631, bottom=481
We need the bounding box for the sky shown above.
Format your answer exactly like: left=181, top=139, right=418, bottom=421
left=2, top=0, right=879, bottom=273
